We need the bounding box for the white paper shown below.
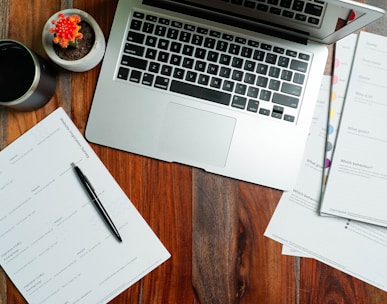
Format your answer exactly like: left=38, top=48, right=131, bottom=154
left=281, top=75, right=332, bottom=258
left=320, top=32, right=387, bottom=227
left=265, top=70, right=387, bottom=291
left=322, top=33, right=357, bottom=194
left=0, top=108, right=170, bottom=304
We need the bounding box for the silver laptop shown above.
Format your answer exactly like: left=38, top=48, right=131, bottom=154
left=85, top=0, right=384, bottom=190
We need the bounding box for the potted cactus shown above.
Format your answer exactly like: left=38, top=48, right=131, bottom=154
left=42, top=9, right=106, bottom=72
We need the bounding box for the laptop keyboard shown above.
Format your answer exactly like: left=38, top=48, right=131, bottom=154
left=116, top=10, right=312, bottom=123
left=223, top=0, right=327, bottom=26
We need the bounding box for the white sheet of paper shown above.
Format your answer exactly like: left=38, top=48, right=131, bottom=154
left=0, top=108, right=170, bottom=303
left=320, top=32, right=387, bottom=227
left=265, top=71, right=387, bottom=291
left=281, top=75, right=332, bottom=258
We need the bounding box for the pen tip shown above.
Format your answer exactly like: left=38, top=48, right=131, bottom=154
left=71, top=162, right=76, bottom=168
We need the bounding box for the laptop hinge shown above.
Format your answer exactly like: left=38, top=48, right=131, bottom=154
left=142, top=0, right=308, bottom=45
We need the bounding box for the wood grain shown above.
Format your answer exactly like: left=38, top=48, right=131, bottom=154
left=1, top=0, right=387, bottom=303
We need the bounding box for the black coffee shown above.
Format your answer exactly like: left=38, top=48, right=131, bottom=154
left=0, top=44, right=35, bottom=102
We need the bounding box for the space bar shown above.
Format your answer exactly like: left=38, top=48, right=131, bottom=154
left=170, top=80, right=231, bottom=106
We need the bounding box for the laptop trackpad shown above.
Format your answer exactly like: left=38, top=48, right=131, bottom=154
left=158, top=103, right=236, bottom=168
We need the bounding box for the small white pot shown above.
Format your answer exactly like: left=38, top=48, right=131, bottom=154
left=42, top=9, right=106, bottom=72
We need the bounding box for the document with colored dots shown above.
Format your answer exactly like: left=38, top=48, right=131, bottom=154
left=320, top=32, right=387, bottom=227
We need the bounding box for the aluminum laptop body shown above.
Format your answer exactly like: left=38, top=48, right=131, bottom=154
left=85, top=0, right=385, bottom=190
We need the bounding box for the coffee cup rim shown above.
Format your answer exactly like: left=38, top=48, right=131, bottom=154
left=0, top=39, right=41, bottom=105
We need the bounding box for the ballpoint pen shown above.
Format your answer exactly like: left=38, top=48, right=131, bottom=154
left=71, top=162, right=122, bottom=242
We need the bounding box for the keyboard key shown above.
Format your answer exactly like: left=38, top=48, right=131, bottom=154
left=159, top=17, right=170, bottom=25
left=179, top=31, right=191, bottom=42
left=216, top=41, right=229, bottom=52
left=210, top=77, right=222, bottom=89
left=247, top=86, right=259, bottom=98
left=154, top=76, right=169, bottom=89
left=207, top=64, right=219, bottom=75
left=195, top=61, right=207, bottom=72
left=127, top=31, right=145, bottom=44
left=117, top=67, right=129, bottom=80
left=269, top=79, right=280, bottom=91
left=220, top=67, right=231, bottom=78
left=269, top=67, right=280, bottom=78
left=167, top=28, right=179, bottom=39
left=290, top=59, right=308, bottom=72
left=121, top=55, right=147, bottom=70
left=232, top=96, right=247, bottom=109
left=259, top=90, right=271, bottom=101
left=293, top=72, right=305, bottom=84
left=192, top=34, right=204, bottom=46
left=185, top=71, right=197, bottom=82
left=194, top=48, right=206, bottom=59
left=299, top=53, right=310, bottom=61
left=145, top=36, right=157, bottom=47
left=292, top=0, right=305, bottom=12
left=231, top=70, right=243, bottom=81
left=155, top=25, right=167, bottom=36
left=219, top=54, right=231, bottom=65
left=247, top=99, right=259, bottom=112
left=125, top=43, right=145, bottom=56
left=305, top=3, right=323, bottom=16
left=173, top=68, right=185, bottom=79
left=198, top=74, right=210, bottom=85
left=204, top=38, right=216, bottom=49
left=142, top=73, right=154, bottom=86
left=244, top=73, right=256, bottom=84
left=207, top=51, right=219, bottom=62
left=232, top=57, right=243, bottom=69
left=182, top=45, right=194, bottom=56
left=158, top=51, right=169, bottom=62
left=142, top=22, right=154, bottom=34
left=241, top=47, right=253, bottom=58
left=244, top=60, right=256, bottom=72
left=158, top=39, right=169, bottom=49
left=235, top=83, right=247, bottom=95
left=129, top=70, right=142, bottom=83
left=272, top=93, right=299, bottom=108
left=161, top=64, right=172, bottom=76
left=265, top=53, right=277, bottom=64
left=146, top=15, right=157, bottom=22
left=170, top=54, right=182, bottom=66
left=259, top=108, right=270, bottom=116
left=256, top=76, right=268, bottom=88
left=130, top=19, right=142, bottom=30
left=257, top=64, right=268, bottom=75
left=281, top=69, right=293, bottom=81
left=170, top=80, right=231, bottom=105
left=149, top=62, right=160, bottom=73
left=281, top=82, right=302, bottom=96
left=223, top=80, right=235, bottom=92
left=145, top=49, right=157, bottom=60
left=284, top=114, right=295, bottom=122
left=182, top=57, right=194, bottom=69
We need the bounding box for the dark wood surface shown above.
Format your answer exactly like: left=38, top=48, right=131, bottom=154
left=1, top=0, right=387, bottom=303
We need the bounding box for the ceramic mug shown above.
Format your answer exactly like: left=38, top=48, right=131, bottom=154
left=0, top=39, right=56, bottom=111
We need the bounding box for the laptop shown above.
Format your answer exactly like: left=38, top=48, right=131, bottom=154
left=85, top=0, right=384, bottom=190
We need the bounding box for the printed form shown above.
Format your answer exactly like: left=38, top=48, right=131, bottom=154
left=320, top=32, right=387, bottom=227
left=265, top=68, right=387, bottom=291
left=0, top=108, right=170, bottom=303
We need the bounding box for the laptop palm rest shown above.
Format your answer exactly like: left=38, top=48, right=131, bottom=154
left=158, top=103, right=236, bottom=168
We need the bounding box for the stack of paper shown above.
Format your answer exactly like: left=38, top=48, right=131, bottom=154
left=265, top=32, right=387, bottom=292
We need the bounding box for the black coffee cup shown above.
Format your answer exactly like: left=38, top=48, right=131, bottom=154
left=0, top=39, right=56, bottom=111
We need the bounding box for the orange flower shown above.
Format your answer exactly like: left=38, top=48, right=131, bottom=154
left=50, top=13, right=83, bottom=48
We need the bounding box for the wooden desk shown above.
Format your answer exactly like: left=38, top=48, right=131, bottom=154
left=1, top=0, right=386, bottom=303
